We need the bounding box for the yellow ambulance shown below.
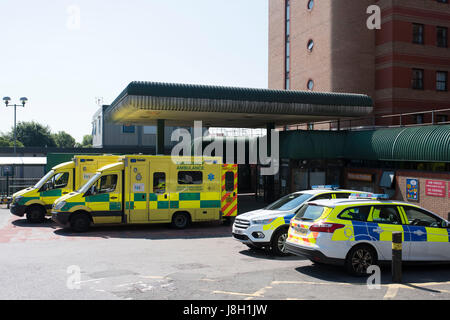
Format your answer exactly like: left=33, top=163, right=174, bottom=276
left=51, top=155, right=238, bottom=232
left=10, top=155, right=121, bottom=223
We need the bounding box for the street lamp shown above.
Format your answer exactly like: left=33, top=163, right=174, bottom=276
left=3, top=96, right=28, bottom=154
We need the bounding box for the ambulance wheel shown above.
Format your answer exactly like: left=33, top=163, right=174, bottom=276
left=26, top=205, right=46, bottom=223
left=171, top=212, right=190, bottom=229
left=345, top=244, right=377, bottom=277
left=271, top=228, right=290, bottom=257
left=70, top=213, right=91, bottom=233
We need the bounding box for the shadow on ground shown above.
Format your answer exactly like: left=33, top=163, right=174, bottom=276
left=11, top=218, right=57, bottom=229
left=295, top=262, right=450, bottom=285
left=238, top=247, right=306, bottom=261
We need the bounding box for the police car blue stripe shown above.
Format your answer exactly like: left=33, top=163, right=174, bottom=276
left=284, top=214, right=295, bottom=224
left=352, top=221, right=375, bottom=241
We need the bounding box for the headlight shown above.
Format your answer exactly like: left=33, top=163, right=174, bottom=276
left=251, top=218, right=275, bottom=225
left=53, top=201, right=66, bottom=211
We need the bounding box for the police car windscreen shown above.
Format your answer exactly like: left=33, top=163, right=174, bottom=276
left=265, top=193, right=313, bottom=211
left=295, top=204, right=327, bottom=221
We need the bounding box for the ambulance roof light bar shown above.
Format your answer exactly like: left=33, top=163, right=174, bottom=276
left=349, top=193, right=390, bottom=200
left=311, top=185, right=340, bottom=190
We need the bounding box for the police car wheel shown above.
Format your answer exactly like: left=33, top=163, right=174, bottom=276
left=26, top=206, right=46, bottom=223
left=172, top=212, right=190, bottom=229
left=70, top=213, right=91, bottom=233
left=345, top=245, right=377, bottom=276
left=271, top=228, right=290, bottom=256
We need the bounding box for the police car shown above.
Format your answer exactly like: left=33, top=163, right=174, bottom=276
left=285, top=193, right=450, bottom=276
left=232, top=186, right=366, bottom=256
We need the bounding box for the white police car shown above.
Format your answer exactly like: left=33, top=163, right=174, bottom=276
left=232, top=186, right=366, bottom=256
left=285, top=193, right=450, bottom=275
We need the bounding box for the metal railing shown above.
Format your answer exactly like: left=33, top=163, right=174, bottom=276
left=284, top=108, right=450, bottom=132
left=0, top=178, right=40, bottom=198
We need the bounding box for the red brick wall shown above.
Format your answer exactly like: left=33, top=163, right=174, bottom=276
left=395, top=170, right=450, bottom=219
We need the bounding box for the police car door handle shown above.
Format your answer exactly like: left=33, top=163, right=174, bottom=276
left=413, top=230, right=425, bottom=236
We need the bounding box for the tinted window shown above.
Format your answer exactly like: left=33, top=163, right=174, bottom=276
left=153, top=172, right=166, bottom=194
left=295, top=204, right=327, bottom=221
left=338, top=206, right=371, bottom=222
left=265, top=193, right=313, bottom=211
left=311, top=193, right=333, bottom=201
left=403, top=206, right=445, bottom=228
left=178, top=171, right=202, bottom=185
left=335, top=193, right=351, bottom=199
left=371, top=206, right=402, bottom=225
left=225, top=171, right=235, bottom=192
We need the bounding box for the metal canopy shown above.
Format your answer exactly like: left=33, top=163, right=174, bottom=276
left=105, top=81, right=373, bottom=127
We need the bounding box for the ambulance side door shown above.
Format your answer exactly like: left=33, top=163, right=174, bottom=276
left=127, top=161, right=149, bottom=223
left=85, top=171, right=122, bottom=224
left=149, top=164, right=170, bottom=222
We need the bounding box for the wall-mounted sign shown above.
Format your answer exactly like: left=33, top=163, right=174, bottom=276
left=425, top=180, right=446, bottom=198
left=347, top=172, right=373, bottom=182
left=406, top=178, right=419, bottom=201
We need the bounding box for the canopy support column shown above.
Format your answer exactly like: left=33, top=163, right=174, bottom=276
left=157, top=119, right=165, bottom=155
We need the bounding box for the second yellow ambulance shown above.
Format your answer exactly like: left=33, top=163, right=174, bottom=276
left=51, top=155, right=238, bottom=232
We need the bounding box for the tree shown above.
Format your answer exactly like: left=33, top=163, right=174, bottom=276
left=81, top=135, right=93, bottom=148
left=0, top=134, right=24, bottom=147
left=6, top=121, right=57, bottom=147
left=53, top=131, right=76, bottom=148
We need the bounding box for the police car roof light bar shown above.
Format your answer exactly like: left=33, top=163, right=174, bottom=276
left=311, top=185, right=340, bottom=190
left=349, top=193, right=390, bottom=200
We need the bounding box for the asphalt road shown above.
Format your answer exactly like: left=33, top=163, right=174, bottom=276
left=1, top=206, right=450, bottom=300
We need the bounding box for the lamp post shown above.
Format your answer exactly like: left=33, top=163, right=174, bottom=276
left=3, top=96, right=28, bottom=154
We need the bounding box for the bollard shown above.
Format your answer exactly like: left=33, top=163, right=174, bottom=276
left=392, top=232, right=402, bottom=283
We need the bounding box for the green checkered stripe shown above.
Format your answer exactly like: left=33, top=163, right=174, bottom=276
left=126, top=192, right=221, bottom=210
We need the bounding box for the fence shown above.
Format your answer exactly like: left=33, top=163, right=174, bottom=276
left=285, top=108, right=450, bottom=132
left=0, top=177, right=41, bottom=198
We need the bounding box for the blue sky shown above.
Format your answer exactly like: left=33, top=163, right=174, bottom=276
left=0, top=0, right=268, bottom=142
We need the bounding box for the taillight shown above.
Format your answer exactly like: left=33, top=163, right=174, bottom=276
left=309, top=222, right=345, bottom=233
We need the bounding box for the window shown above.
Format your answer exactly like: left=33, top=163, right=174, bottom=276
left=307, top=0, right=314, bottom=10
left=295, top=204, right=327, bottom=222
left=415, top=114, right=425, bottom=124
left=178, top=171, right=203, bottom=185
left=153, top=172, right=166, bottom=194
left=307, top=39, right=314, bottom=52
left=225, top=171, right=235, bottom=192
left=338, top=206, right=371, bottom=222
left=97, top=174, right=118, bottom=194
left=412, top=69, right=424, bottom=90
left=335, top=193, right=351, bottom=199
left=266, top=193, right=313, bottom=211
left=311, top=193, right=332, bottom=201
left=40, top=172, right=69, bottom=192
left=285, top=0, right=290, bottom=90
left=437, top=71, right=448, bottom=91
left=307, top=79, right=314, bottom=91
left=437, top=26, right=448, bottom=48
left=412, top=23, right=424, bottom=44
left=437, top=115, right=448, bottom=123
left=371, top=206, right=402, bottom=225
left=122, top=125, right=135, bottom=133
left=437, top=0, right=448, bottom=3
left=403, top=206, right=446, bottom=228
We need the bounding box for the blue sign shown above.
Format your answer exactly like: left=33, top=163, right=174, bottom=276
left=406, top=178, right=419, bottom=201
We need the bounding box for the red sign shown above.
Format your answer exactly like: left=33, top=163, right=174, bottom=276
left=425, top=180, right=446, bottom=197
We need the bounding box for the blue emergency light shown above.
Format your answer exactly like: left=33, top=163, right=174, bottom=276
left=311, top=185, right=340, bottom=190
left=349, top=193, right=390, bottom=200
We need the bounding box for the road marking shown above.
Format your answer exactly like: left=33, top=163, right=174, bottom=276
left=244, top=286, right=272, bottom=300
left=383, top=284, right=401, bottom=300
left=272, top=280, right=352, bottom=286
left=213, top=290, right=260, bottom=297
left=75, top=278, right=105, bottom=284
